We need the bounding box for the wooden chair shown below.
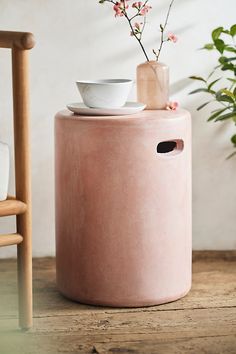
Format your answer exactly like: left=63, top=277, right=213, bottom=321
left=0, top=31, right=35, bottom=330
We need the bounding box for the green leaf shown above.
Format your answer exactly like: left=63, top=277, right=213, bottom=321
left=207, top=107, right=229, bottom=121
left=221, top=63, right=235, bottom=72
left=234, top=87, right=236, bottom=97
left=227, top=78, right=236, bottom=83
left=189, top=76, right=206, bottom=82
left=208, top=78, right=221, bottom=90
left=197, top=101, right=213, bottom=111
left=224, top=46, right=236, bottom=53
left=219, top=56, right=228, bottom=64
left=217, top=94, right=234, bottom=103
left=221, top=89, right=235, bottom=100
left=224, top=57, right=236, bottom=62
left=230, top=24, right=236, bottom=37
left=216, top=90, right=223, bottom=100
left=214, top=39, right=225, bottom=54
left=212, top=27, right=223, bottom=41
left=207, top=69, right=216, bottom=80
left=222, top=29, right=230, bottom=35
left=231, top=134, right=236, bottom=145
left=215, top=112, right=236, bottom=121
left=189, top=88, right=210, bottom=95
left=202, top=43, right=215, bottom=50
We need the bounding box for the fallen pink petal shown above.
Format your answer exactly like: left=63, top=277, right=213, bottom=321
left=166, top=101, right=179, bottom=110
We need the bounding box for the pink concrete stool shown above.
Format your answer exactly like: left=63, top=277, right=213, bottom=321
left=55, top=109, right=192, bottom=307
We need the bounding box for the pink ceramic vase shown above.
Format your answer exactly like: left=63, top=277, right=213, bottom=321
left=137, top=61, right=169, bottom=110
left=55, top=109, right=192, bottom=307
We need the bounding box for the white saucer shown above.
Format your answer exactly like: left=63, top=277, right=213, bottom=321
left=66, top=102, right=146, bottom=116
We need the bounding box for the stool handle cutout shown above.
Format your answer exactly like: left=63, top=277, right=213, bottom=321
left=156, top=139, right=184, bottom=155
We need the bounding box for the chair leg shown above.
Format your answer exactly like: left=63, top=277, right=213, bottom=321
left=17, top=212, right=32, bottom=330
left=12, top=47, right=33, bottom=330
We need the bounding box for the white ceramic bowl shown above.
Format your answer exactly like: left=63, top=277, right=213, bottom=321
left=76, top=79, right=133, bottom=109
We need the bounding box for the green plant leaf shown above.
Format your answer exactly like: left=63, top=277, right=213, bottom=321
left=219, top=56, right=228, bottom=64
left=212, top=27, right=224, bottom=41
left=207, top=107, right=229, bottom=121
left=222, top=29, right=230, bottom=35
left=202, top=43, right=215, bottom=50
left=214, top=39, right=225, bottom=54
left=208, top=78, right=221, bottom=90
left=218, top=56, right=236, bottom=64
left=207, top=69, right=216, bottom=80
left=224, top=57, right=236, bottom=62
left=233, top=87, right=236, bottom=97
left=227, top=78, right=236, bottom=83
left=189, top=88, right=210, bottom=95
left=197, top=101, right=213, bottom=111
left=231, top=134, right=236, bottom=145
left=217, top=95, right=234, bottom=103
left=215, top=112, right=236, bottom=121
left=189, top=76, right=206, bottom=82
left=221, top=89, right=235, bottom=100
left=221, top=63, right=235, bottom=71
left=225, top=46, right=236, bottom=53
left=230, top=24, right=236, bottom=37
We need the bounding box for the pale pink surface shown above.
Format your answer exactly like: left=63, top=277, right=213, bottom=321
left=55, top=109, right=192, bottom=307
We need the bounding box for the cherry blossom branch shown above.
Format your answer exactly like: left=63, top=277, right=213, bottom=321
left=124, top=12, right=150, bottom=61
left=154, top=0, right=175, bottom=61
left=140, top=16, right=147, bottom=41
left=130, top=0, right=149, bottom=21
left=100, top=0, right=150, bottom=61
left=99, top=0, right=177, bottom=62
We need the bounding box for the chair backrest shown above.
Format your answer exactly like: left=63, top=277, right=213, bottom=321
left=0, top=30, right=35, bottom=209
left=0, top=30, right=35, bottom=329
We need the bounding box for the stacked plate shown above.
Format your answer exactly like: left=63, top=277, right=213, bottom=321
left=67, top=79, right=146, bottom=116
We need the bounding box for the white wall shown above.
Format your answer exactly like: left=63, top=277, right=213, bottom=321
left=0, top=0, right=235, bottom=257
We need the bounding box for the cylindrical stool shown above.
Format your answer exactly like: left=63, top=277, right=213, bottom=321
left=55, top=109, right=192, bottom=307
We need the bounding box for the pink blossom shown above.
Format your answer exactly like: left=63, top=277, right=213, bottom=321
left=168, top=32, right=178, bottom=43
left=130, top=22, right=143, bottom=36
left=132, top=1, right=143, bottom=9
left=166, top=101, right=179, bottom=111
left=134, top=22, right=141, bottom=30
left=113, top=1, right=129, bottom=17
left=132, top=2, right=152, bottom=15
left=140, top=5, right=152, bottom=15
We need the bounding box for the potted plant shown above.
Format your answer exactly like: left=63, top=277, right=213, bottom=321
left=190, top=24, right=236, bottom=158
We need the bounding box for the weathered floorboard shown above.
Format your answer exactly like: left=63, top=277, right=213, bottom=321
left=0, top=252, right=235, bottom=354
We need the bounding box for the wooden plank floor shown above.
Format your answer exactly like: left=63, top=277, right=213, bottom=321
left=0, top=252, right=236, bottom=354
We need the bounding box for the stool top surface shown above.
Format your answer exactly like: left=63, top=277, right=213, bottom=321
left=56, top=109, right=190, bottom=123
